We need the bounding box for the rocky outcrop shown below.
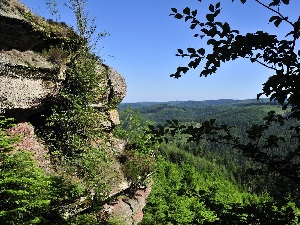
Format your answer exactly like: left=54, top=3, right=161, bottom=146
left=6, top=122, right=150, bottom=225
left=0, top=0, right=69, bottom=120
left=103, top=186, right=152, bottom=225
left=0, top=0, right=44, bottom=50
left=7, top=122, right=52, bottom=174
left=0, top=49, right=63, bottom=120
left=0, top=1, right=149, bottom=224
left=0, top=0, right=79, bottom=51
left=0, top=0, right=126, bottom=126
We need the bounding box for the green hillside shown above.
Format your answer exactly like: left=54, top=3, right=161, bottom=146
left=118, top=100, right=300, bottom=224
left=120, top=99, right=282, bottom=124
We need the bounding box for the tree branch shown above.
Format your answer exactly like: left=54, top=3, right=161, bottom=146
left=255, top=0, right=294, bottom=27
left=245, top=56, right=277, bottom=70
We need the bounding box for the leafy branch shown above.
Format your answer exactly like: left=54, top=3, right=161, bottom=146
left=170, top=1, right=300, bottom=117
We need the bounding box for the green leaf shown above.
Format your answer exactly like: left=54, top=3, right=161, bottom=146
left=197, top=48, right=205, bottom=55
left=148, top=124, right=155, bottom=130
left=188, top=61, right=196, bottom=68
left=207, top=39, right=216, bottom=45
left=175, top=13, right=183, bottom=19
left=240, top=0, right=246, bottom=3
left=183, top=7, right=190, bottom=15
left=187, top=48, right=196, bottom=54
left=269, top=0, right=280, bottom=6
left=178, top=66, right=189, bottom=74
left=173, top=119, right=179, bottom=126
left=206, top=14, right=214, bottom=22
left=209, top=4, right=214, bottom=12
left=190, top=23, right=197, bottom=29
left=185, top=16, right=192, bottom=22
left=207, top=27, right=218, bottom=37
left=274, top=19, right=282, bottom=27
left=269, top=15, right=281, bottom=22
left=214, top=9, right=221, bottom=17
left=201, top=28, right=208, bottom=34
left=177, top=49, right=184, bottom=54
left=281, top=0, right=290, bottom=4
left=171, top=8, right=177, bottom=13
left=223, top=22, right=230, bottom=32
left=191, top=10, right=197, bottom=17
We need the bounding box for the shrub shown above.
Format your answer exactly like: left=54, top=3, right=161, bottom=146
left=45, top=46, right=68, bottom=65
left=120, top=150, right=156, bottom=183
left=0, top=119, right=52, bottom=224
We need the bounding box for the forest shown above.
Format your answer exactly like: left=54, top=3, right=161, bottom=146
left=117, top=99, right=300, bottom=224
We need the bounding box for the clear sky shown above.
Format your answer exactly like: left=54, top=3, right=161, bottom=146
left=20, top=0, right=300, bottom=103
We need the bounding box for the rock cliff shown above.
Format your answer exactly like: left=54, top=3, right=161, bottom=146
left=0, top=1, right=150, bottom=224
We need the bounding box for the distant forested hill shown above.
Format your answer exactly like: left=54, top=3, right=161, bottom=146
left=120, top=98, right=274, bottom=109
left=119, top=98, right=282, bottom=124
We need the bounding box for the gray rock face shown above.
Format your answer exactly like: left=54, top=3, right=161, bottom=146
left=0, top=0, right=67, bottom=120
left=0, top=0, right=31, bottom=20
left=0, top=0, right=42, bottom=50
left=0, top=0, right=79, bottom=51
left=95, top=64, right=127, bottom=109
left=0, top=50, right=63, bottom=120
left=7, top=122, right=52, bottom=174
left=103, top=186, right=152, bottom=225
left=106, top=66, right=127, bottom=106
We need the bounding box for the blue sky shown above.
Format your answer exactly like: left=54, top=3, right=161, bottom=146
left=20, top=0, right=300, bottom=103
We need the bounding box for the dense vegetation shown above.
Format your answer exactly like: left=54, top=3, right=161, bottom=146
left=0, top=117, right=89, bottom=224
left=120, top=99, right=280, bottom=124
left=118, top=100, right=300, bottom=224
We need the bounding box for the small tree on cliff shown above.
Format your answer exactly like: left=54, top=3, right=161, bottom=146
left=46, top=0, right=108, bottom=53
left=42, top=0, right=113, bottom=222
